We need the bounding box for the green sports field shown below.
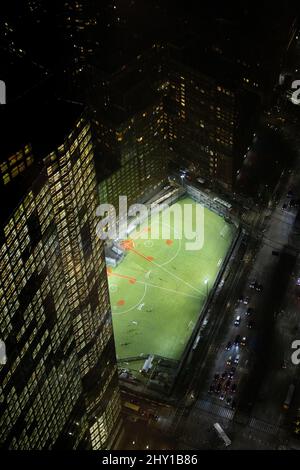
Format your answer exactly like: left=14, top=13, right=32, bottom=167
left=108, top=196, right=235, bottom=362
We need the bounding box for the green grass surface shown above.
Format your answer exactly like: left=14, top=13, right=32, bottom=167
left=108, top=196, right=235, bottom=362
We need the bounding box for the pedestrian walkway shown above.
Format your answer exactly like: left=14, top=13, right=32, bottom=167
left=196, top=399, right=235, bottom=420
left=249, top=417, right=279, bottom=436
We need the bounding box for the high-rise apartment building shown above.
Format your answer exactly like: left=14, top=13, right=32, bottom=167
left=0, top=98, right=122, bottom=449
left=91, top=43, right=259, bottom=194
left=95, top=98, right=170, bottom=215
left=90, top=53, right=172, bottom=213
left=162, top=50, right=260, bottom=190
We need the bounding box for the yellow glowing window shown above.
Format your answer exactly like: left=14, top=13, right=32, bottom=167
left=11, top=167, right=19, bottom=178
left=3, top=174, right=10, bottom=185
left=18, top=162, right=25, bottom=172
left=9, top=155, right=17, bottom=166
left=0, top=162, right=8, bottom=173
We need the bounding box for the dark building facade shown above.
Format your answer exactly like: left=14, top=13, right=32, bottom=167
left=95, top=98, right=170, bottom=219
left=90, top=43, right=260, bottom=194
left=0, top=100, right=122, bottom=449
left=162, top=53, right=260, bottom=190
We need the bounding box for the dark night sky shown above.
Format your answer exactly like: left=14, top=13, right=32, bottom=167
left=1, top=0, right=299, bottom=138
left=2, top=1, right=299, bottom=77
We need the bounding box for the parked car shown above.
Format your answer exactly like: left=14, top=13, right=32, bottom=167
left=225, top=380, right=232, bottom=390
left=289, top=199, right=298, bottom=208
left=226, top=341, right=232, bottom=351
left=238, top=294, right=249, bottom=304
left=249, top=280, right=263, bottom=292
left=234, top=315, right=241, bottom=327
left=234, top=355, right=240, bottom=365
left=226, top=356, right=233, bottom=366
left=234, top=335, right=241, bottom=346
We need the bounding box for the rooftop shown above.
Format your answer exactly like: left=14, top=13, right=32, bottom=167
left=0, top=91, right=84, bottom=162
left=0, top=89, right=84, bottom=226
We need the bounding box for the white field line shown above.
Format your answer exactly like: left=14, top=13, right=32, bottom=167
left=111, top=283, right=148, bottom=316
left=116, top=208, right=206, bottom=297
left=135, top=279, right=203, bottom=300
left=149, top=257, right=203, bottom=295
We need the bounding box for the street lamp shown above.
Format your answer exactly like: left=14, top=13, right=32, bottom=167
left=180, top=174, right=185, bottom=186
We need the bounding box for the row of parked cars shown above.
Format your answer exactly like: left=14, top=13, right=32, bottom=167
left=282, top=189, right=299, bottom=211
left=208, top=370, right=237, bottom=407
left=226, top=334, right=247, bottom=350
left=208, top=279, right=264, bottom=408
left=234, top=314, right=255, bottom=329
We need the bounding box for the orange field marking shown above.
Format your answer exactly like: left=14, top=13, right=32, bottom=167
left=121, top=239, right=135, bottom=250
left=166, top=239, right=173, bottom=246
left=117, top=299, right=125, bottom=306
left=120, top=235, right=154, bottom=262
left=109, top=271, right=136, bottom=284
left=129, top=247, right=154, bottom=262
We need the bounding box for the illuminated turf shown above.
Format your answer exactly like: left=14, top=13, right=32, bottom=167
left=108, top=196, right=236, bottom=362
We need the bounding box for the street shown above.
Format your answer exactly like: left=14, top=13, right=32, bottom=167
left=173, top=156, right=300, bottom=449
